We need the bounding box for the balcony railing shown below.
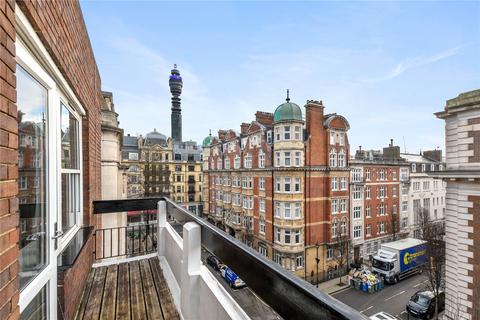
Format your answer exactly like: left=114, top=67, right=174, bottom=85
left=93, top=197, right=367, bottom=320
left=93, top=220, right=157, bottom=260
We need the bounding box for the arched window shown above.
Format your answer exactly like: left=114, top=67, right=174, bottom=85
left=332, top=219, right=338, bottom=238
left=329, top=149, right=337, bottom=167
left=338, top=149, right=345, bottom=167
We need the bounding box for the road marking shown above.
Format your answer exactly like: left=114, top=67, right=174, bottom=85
left=360, top=306, right=373, bottom=313
left=385, top=290, right=406, bottom=301
left=414, top=280, right=428, bottom=288
left=330, top=287, right=352, bottom=296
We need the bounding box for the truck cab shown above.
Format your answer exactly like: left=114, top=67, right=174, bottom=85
left=372, top=238, right=427, bottom=284
left=372, top=250, right=399, bottom=283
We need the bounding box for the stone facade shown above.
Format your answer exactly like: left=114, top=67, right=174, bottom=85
left=121, top=131, right=203, bottom=216
left=401, top=152, right=446, bottom=238
left=203, top=98, right=351, bottom=282
left=435, top=89, right=480, bottom=320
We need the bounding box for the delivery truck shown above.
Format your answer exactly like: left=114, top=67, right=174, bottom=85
left=372, top=238, right=427, bottom=284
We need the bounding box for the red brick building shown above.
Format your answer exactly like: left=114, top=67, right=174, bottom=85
left=349, top=142, right=410, bottom=264
left=202, top=97, right=351, bottom=282
left=0, top=1, right=102, bottom=318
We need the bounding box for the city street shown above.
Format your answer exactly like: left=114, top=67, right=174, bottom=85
left=200, top=247, right=282, bottom=320
left=332, top=273, right=431, bottom=319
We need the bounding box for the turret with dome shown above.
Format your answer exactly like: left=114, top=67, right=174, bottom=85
left=273, top=89, right=303, bottom=123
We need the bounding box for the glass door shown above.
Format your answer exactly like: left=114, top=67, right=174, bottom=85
left=17, top=47, right=58, bottom=320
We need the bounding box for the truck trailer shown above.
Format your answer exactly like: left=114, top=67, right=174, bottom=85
left=372, top=238, right=427, bottom=284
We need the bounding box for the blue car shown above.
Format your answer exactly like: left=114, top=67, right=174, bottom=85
left=220, top=265, right=246, bottom=289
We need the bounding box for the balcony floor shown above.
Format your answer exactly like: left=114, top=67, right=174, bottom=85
left=75, top=257, right=179, bottom=320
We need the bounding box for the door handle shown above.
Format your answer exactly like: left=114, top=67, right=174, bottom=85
left=52, top=230, right=64, bottom=239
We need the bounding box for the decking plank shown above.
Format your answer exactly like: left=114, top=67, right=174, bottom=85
left=116, top=263, right=131, bottom=320
left=100, top=265, right=118, bottom=320
left=75, top=267, right=95, bottom=320
left=83, top=266, right=107, bottom=320
left=139, top=259, right=164, bottom=320
left=148, top=257, right=180, bottom=320
left=129, top=261, right=147, bottom=320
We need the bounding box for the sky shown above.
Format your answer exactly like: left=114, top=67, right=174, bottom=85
left=81, top=1, right=480, bottom=154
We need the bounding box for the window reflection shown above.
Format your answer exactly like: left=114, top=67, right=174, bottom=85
left=60, top=104, right=80, bottom=232
left=17, top=65, right=48, bottom=291
left=20, top=284, right=47, bottom=320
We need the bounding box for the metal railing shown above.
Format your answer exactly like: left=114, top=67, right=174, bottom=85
left=93, top=222, right=157, bottom=260
left=93, top=197, right=367, bottom=320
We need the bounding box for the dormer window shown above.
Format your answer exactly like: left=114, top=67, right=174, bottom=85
left=330, top=131, right=335, bottom=145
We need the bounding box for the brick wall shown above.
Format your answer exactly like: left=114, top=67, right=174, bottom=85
left=57, top=234, right=93, bottom=320
left=468, top=196, right=480, bottom=319
left=17, top=1, right=103, bottom=226
left=0, top=0, right=19, bottom=319
left=0, top=1, right=103, bottom=319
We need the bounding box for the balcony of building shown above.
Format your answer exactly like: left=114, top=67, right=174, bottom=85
left=84, top=197, right=366, bottom=320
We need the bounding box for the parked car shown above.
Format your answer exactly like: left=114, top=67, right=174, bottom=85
left=369, top=312, right=398, bottom=320
left=206, top=255, right=223, bottom=271
left=219, top=265, right=246, bottom=289
left=406, top=290, right=445, bottom=319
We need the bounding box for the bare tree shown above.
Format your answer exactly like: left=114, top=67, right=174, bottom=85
left=333, top=232, right=350, bottom=285
left=417, top=207, right=445, bottom=320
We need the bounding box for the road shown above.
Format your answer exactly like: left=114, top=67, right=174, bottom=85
left=170, top=221, right=280, bottom=319
left=200, top=247, right=282, bottom=320
left=332, top=273, right=431, bottom=319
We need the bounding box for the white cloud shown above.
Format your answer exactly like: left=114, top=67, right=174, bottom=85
left=363, top=45, right=462, bottom=83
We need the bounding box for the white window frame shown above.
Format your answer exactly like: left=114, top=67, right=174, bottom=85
left=258, top=152, right=265, bottom=168
left=259, top=177, right=265, bottom=190
left=16, top=7, right=85, bottom=316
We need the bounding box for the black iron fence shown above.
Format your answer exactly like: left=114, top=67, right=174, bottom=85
left=93, top=222, right=157, bottom=260
left=92, top=197, right=367, bottom=320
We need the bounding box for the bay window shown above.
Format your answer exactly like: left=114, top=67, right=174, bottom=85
left=284, top=126, right=290, bottom=140
left=284, top=152, right=291, bottom=166
left=295, top=151, right=301, bottom=166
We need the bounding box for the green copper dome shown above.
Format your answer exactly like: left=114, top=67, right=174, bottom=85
left=274, top=90, right=302, bottom=123
left=202, top=132, right=213, bottom=147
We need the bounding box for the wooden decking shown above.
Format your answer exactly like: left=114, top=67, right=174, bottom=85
left=75, top=257, right=179, bottom=320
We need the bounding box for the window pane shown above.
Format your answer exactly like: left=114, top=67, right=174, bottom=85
left=61, top=173, right=80, bottom=232
left=20, top=284, right=48, bottom=320
left=17, top=65, right=48, bottom=291
left=61, top=104, right=79, bottom=169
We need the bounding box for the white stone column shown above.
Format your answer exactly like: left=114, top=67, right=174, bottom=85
left=158, top=200, right=167, bottom=257
left=181, top=222, right=201, bottom=319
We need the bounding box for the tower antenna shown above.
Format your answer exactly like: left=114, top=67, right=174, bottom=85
left=403, top=136, right=407, bottom=153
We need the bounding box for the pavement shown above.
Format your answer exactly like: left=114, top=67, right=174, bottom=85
left=317, top=275, right=351, bottom=294
left=200, top=247, right=282, bottom=320
left=331, top=273, right=444, bottom=319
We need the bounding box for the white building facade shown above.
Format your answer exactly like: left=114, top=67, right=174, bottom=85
left=435, top=89, right=480, bottom=320
left=401, top=153, right=446, bottom=238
